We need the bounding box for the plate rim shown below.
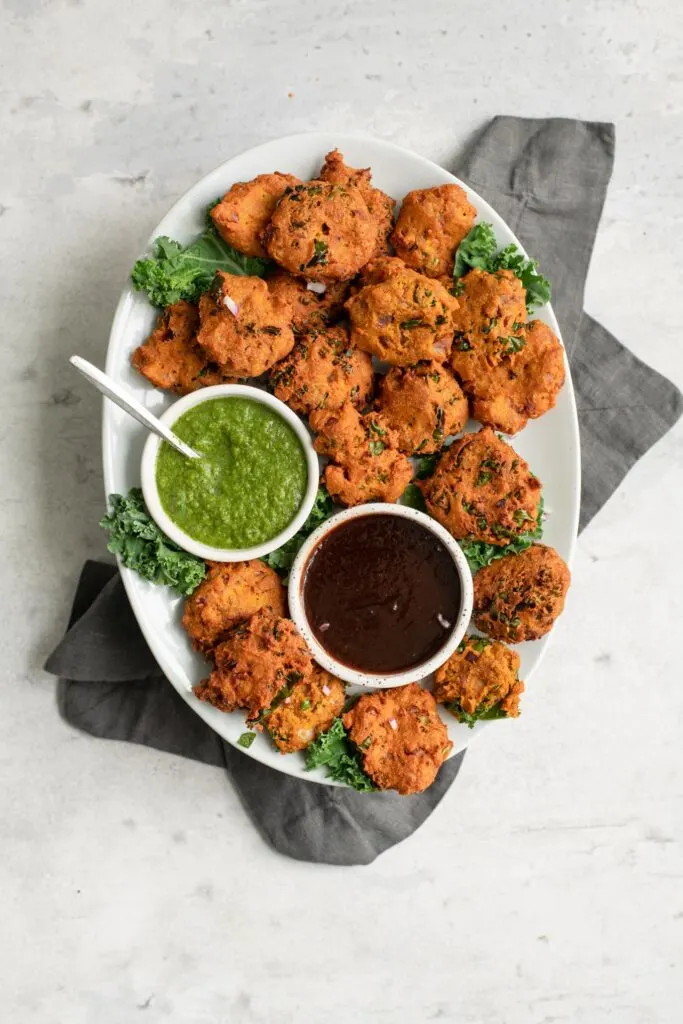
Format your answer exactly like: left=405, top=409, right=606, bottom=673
left=102, top=131, right=581, bottom=786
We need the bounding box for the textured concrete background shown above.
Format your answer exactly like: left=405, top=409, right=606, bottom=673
left=1, top=1, right=682, bottom=1021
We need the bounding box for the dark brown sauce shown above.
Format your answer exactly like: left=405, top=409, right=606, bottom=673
left=302, top=514, right=462, bottom=674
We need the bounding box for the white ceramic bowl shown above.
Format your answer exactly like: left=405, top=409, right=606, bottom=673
left=288, top=502, right=474, bottom=688
left=140, top=384, right=320, bottom=562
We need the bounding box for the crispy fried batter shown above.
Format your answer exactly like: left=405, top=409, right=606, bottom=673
left=131, top=300, right=235, bottom=395
left=376, top=361, right=468, bottom=454
left=266, top=269, right=350, bottom=331
left=196, top=271, right=294, bottom=376
left=266, top=666, right=346, bottom=753
left=345, top=257, right=460, bottom=366
left=473, top=545, right=571, bottom=643
left=262, top=180, right=377, bottom=282
left=210, top=172, right=301, bottom=258
left=319, top=149, right=395, bottom=258
left=468, top=319, right=566, bottom=434
left=343, top=683, right=453, bottom=795
left=434, top=635, right=524, bottom=719
left=391, top=184, right=477, bottom=277
left=310, top=404, right=413, bottom=506
left=419, top=427, right=542, bottom=546
left=194, top=611, right=311, bottom=721
left=182, top=560, right=286, bottom=655
left=449, top=268, right=528, bottom=381
left=270, top=324, right=375, bottom=415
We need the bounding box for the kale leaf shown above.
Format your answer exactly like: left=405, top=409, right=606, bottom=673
left=398, top=483, right=427, bottom=512
left=263, top=485, right=335, bottom=581
left=445, top=700, right=509, bottom=729
left=100, top=488, right=206, bottom=596
left=453, top=223, right=551, bottom=311
left=489, top=243, right=551, bottom=312
left=459, top=498, right=544, bottom=575
left=453, top=222, right=498, bottom=278
left=416, top=452, right=441, bottom=479
left=131, top=222, right=269, bottom=307
left=305, top=718, right=376, bottom=792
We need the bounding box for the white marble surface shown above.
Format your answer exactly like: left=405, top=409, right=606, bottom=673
left=1, top=1, right=682, bottom=1021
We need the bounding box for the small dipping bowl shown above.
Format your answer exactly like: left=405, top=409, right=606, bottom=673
left=288, top=503, right=473, bottom=688
left=141, top=384, right=320, bottom=562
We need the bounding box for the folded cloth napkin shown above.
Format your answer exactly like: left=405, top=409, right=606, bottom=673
left=45, top=117, right=682, bottom=866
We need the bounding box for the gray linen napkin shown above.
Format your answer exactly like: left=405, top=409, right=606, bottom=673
left=45, top=117, right=682, bottom=866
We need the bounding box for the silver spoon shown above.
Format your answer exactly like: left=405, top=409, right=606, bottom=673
left=69, top=356, right=201, bottom=460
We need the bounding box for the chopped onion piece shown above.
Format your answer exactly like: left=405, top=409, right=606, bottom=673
left=223, top=294, right=239, bottom=316
left=284, top=697, right=291, bottom=705
left=306, top=281, right=327, bottom=294
left=437, top=613, right=451, bottom=629
left=389, top=718, right=398, bottom=731
left=319, top=622, right=330, bottom=632
left=321, top=683, right=331, bottom=696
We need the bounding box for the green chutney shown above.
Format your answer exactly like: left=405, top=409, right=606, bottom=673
left=156, top=397, right=308, bottom=549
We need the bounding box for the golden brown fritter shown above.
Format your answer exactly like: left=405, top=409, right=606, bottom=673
left=310, top=400, right=365, bottom=462
left=376, top=361, right=469, bottom=454
left=196, top=271, right=294, bottom=377
left=210, top=172, right=301, bottom=258
left=266, top=269, right=350, bottom=331
left=343, top=683, right=453, bottom=795
left=262, top=180, right=377, bottom=282
left=473, top=545, right=571, bottom=643
left=468, top=319, right=566, bottom=434
left=266, top=666, right=346, bottom=754
left=345, top=257, right=460, bottom=366
left=449, top=269, right=528, bottom=381
left=391, top=184, right=477, bottom=277
left=433, top=635, right=524, bottom=722
left=131, top=301, right=234, bottom=395
left=194, top=611, right=312, bottom=722
left=310, top=404, right=413, bottom=506
left=182, top=561, right=286, bottom=655
left=319, top=149, right=395, bottom=258
left=419, top=427, right=542, bottom=546
left=270, top=324, right=375, bottom=415
left=319, top=149, right=373, bottom=189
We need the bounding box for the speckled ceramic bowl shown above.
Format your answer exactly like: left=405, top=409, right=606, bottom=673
left=140, top=384, right=320, bottom=563
left=287, top=502, right=473, bottom=688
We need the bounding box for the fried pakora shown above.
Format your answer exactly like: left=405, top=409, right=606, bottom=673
left=196, top=271, right=294, bottom=377
left=449, top=268, right=528, bottom=381
left=194, top=610, right=311, bottom=721
left=131, top=300, right=234, bottom=394
left=376, top=361, right=468, bottom=454
left=343, top=683, right=453, bottom=795
left=319, top=149, right=395, bottom=258
left=473, top=544, right=571, bottom=643
left=266, top=269, right=349, bottom=331
left=266, top=666, right=346, bottom=754
left=391, top=184, right=477, bottom=277
left=433, top=635, right=524, bottom=723
left=468, top=319, right=566, bottom=434
left=270, top=324, right=374, bottom=415
left=262, top=180, right=377, bottom=282
left=345, top=257, right=460, bottom=366
left=210, top=172, right=301, bottom=258
left=419, top=427, right=542, bottom=546
left=182, top=560, right=286, bottom=655
left=310, top=404, right=413, bottom=506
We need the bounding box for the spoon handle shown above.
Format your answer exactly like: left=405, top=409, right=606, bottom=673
left=69, top=356, right=200, bottom=460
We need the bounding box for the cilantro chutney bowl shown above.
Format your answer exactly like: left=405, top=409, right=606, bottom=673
left=140, top=384, right=320, bottom=562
